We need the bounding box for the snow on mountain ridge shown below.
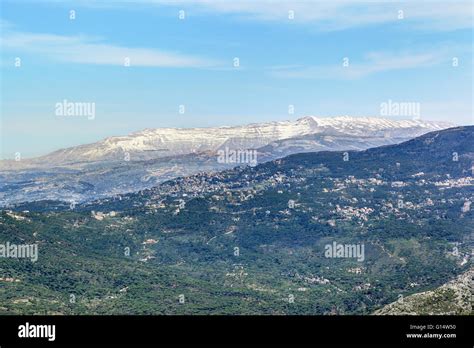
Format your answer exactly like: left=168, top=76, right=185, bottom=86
left=0, top=118, right=458, bottom=204
left=111, top=116, right=450, bottom=142
left=2, top=116, right=453, bottom=167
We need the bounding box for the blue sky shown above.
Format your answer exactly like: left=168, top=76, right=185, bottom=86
left=1, top=0, right=473, bottom=159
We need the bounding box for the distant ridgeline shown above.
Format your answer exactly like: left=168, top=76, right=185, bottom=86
left=0, top=126, right=472, bottom=315
left=0, top=116, right=452, bottom=206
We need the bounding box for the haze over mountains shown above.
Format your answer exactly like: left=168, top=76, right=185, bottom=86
left=2, top=116, right=452, bottom=166
left=1, top=126, right=471, bottom=315
left=0, top=116, right=453, bottom=205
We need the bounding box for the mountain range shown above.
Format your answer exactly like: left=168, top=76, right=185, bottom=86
left=1, top=126, right=471, bottom=314
left=0, top=116, right=453, bottom=206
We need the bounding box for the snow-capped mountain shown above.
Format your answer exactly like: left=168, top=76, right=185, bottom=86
left=1, top=116, right=452, bottom=169
left=0, top=116, right=454, bottom=206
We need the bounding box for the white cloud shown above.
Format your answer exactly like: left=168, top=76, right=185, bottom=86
left=268, top=48, right=460, bottom=79
left=5, top=1, right=471, bottom=32
left=187, top=0, right=473, bottom=31
left=55, top=0, right=474, bottom=31
left=1, top=29, right=218, bottom=68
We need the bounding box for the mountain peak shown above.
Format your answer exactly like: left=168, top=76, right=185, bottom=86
left=0, top=116, right=454, bottom=168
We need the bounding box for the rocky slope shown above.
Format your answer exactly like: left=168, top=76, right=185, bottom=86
left=374, top=268, right=473, bottom=315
